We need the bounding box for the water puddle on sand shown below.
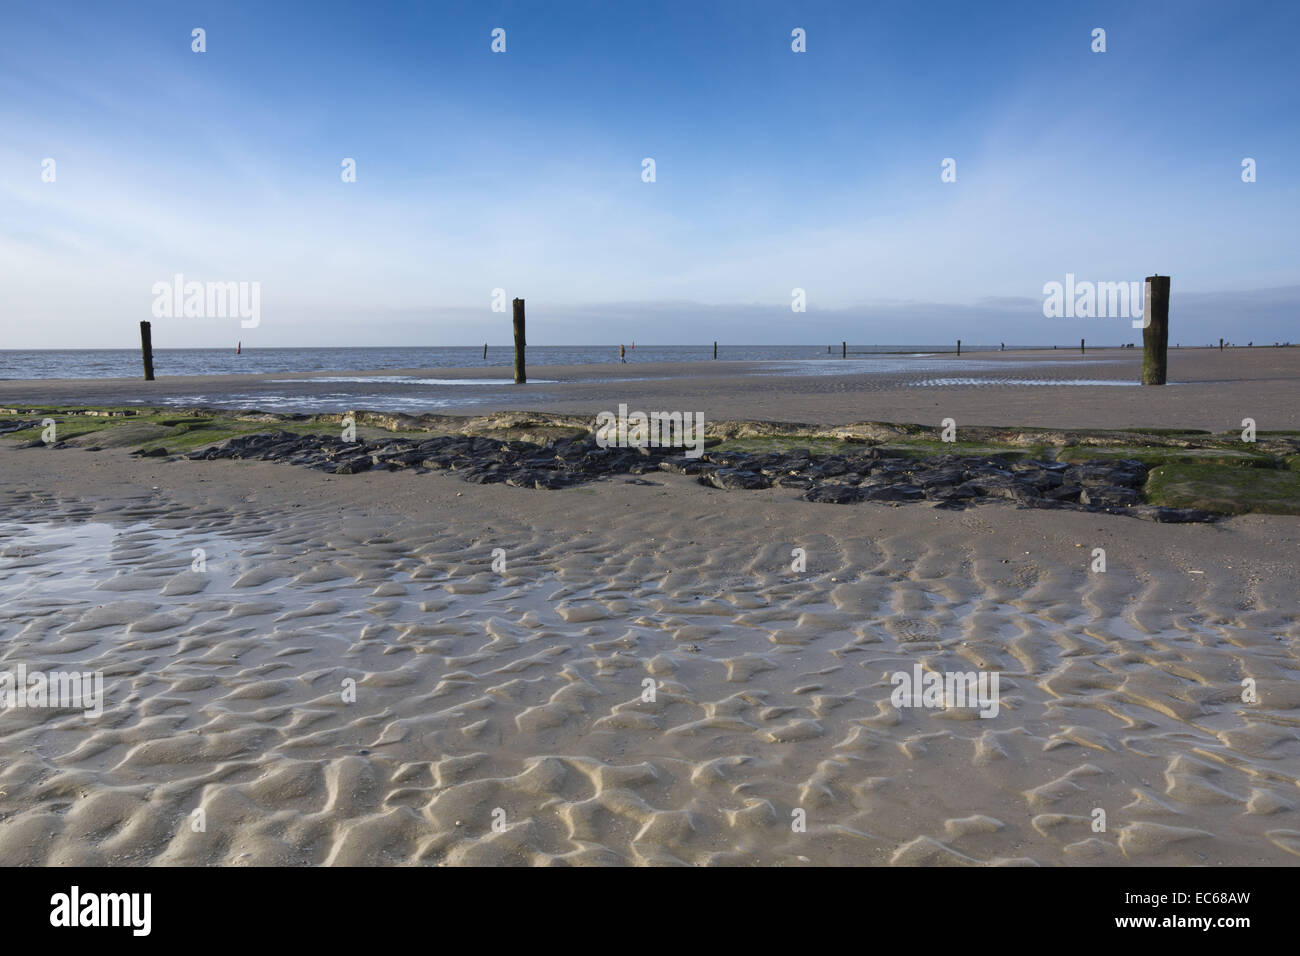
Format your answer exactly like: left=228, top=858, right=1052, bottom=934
left=756, top=358, right=1123, bottom=378
left=0, top=521, right=247, bottom=603
left=125, top=393, right=495, bottom=412
left=267, top=376, right=560, bottom=386
left=913, top=378, right=1143, bottom=387
left=0, top=519, right=549, bottom=624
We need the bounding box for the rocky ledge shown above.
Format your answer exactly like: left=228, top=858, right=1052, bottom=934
left=184, top=431, right=1217, bottom=522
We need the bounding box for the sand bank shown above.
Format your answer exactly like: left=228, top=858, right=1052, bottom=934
left=4, top=348, right=1299, bottom=431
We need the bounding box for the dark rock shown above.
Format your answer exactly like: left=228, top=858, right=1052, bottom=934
left=0, top=419, right=43, bottom=436
left=1019, top=496, right=1071, bottom=510
left=168, top=428, right=1188, bottom=521
left=808, top=458, right=851, bottom=478
left=700, top=468, right=770, bottom=490
left=1016, top=470, right=1064, bottom=492
left=461, top=467, right=505, bottom=484
left=963, top=475, right=1018, bottom=496
left=1068, top=460, right=1147, bottom=488
left=533, top=473, right=576, bottom=490
left=703, top=452, right=754, bottom=469
left=505, top=470, right=547, bottom=488
left=803, top=484, right=865, bottom=504
left=657, top=456, right=713, bottom=475
left=1043, top=484, right=1084, bottom=502
left=333, top=457, right=372, bottom=475
left=924, top=484, right=975, bottom=501
left=1079, top=485, right=1140, bottom=507
left=931, top=499, right=968, bottom=510
left=918, top=468, right=966, bottom=490
left=1132, top=505, right=1218, bottom=523
left=861, top=484, right=925, bottom=502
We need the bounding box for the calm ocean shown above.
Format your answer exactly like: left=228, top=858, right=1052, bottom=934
left=0, top=345, right=992, bottom=381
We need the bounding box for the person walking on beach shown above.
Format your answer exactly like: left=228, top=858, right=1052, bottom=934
left=619, top=344, right=626, bottom=363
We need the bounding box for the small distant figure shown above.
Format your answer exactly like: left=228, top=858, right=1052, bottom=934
left=619, top=344, right=626, bottom=363
left=1000, top=342, right=1004, bottom=351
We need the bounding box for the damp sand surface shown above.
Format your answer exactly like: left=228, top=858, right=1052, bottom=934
left=4, top=348, right=1299, bottom=431
left=0, top=444, right=1298, bottom=865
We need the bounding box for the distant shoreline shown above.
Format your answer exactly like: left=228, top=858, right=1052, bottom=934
left=2, top=348, right=1298, bottom=433
left=2, top=342, right=1295, bottom=385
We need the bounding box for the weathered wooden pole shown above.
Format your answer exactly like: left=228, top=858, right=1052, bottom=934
left=483, top=343, right=487, bottom=360
left=512, top=298, right=526, bottom=384
left=139, top=321, right=155, bottom=381
left=1081, top=338, right=1085, bottom=354
left=956, top=339, right=961, bottom=356
left=841, top=341, right=846, bottom=358
left=1219, top=337, right=1224, bottom=351
left=1142, top=275, right=1170, bottom=385
left=713, top=341, right=717, bottom=360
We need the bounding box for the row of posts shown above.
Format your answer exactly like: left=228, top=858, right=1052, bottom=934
left=829, top=275, right=1170, bottom=384
left=137, top=277, right=1174, bottom=387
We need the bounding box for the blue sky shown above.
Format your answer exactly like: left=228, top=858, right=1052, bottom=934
left=1, top=0, right=1296, bottom=347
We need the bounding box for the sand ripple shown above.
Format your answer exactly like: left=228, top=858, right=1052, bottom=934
left=0, top=482, right=1297, bottom=866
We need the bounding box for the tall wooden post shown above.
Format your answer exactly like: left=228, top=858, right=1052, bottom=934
left=841, top=341, right=846, bottom=358
left=140, top=321, right=155, bottom=381
left=713, top=341, right=717, bottom=360
left=956, top=339, right=961, bottom=356
left=1142, top=275, right=1170, bottom=385
left=483, top=343, right=487, bottom=360
left=1081, top=338, right=1085, bottom=354
left=1219, top=338, right=1224, bottom=351
left=512, top=298, right=526, bottom=384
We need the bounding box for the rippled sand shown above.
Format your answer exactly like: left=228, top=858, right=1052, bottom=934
left=0, top=447, right=1298, bottom=866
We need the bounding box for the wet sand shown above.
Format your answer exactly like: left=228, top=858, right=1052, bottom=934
left=4, top=348, right=1300, bottom=431
left=1, top=439, right=1298, bottom=866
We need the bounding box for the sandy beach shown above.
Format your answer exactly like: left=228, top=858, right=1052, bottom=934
left=2, top=351, right=1298, bottom=866
left=6, top=348, right=1300, bottom=431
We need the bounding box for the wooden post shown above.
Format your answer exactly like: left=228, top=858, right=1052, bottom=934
left=956, top=339, right=961, bottom=356
left=841, top=341, right=846, bottom=358
left=483, top=343, right=487, bottom=360
left=512, top=298, right=526, bottom=384
left=713, top=341, right=717, bottom=360
left=1219, top=338, right=1224, bottom=351
left=1081, top=338, right=1085, bottom=354
left=140, top=321, right=155, bottom=381
left=1142, top=275, right=1170, bottom=385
